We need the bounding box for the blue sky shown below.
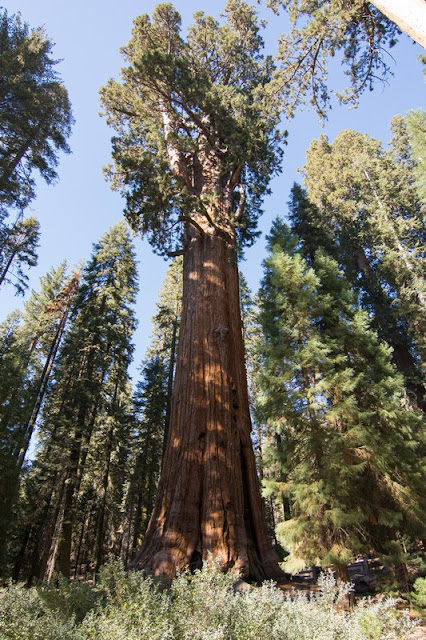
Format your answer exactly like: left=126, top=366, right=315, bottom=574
left=1, top=0, right=425, bottom=379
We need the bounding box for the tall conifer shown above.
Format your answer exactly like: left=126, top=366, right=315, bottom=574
left=122, top=258, right=182, bottom=564
left=257, top=219, right=426, bottom=579
left=0, top=262, right=77, bottom=573
left=292, top=125, right=425, bottom=412
left=18, top=221, right=138, bottom=582
left=101, top=2, right=284, bottom=580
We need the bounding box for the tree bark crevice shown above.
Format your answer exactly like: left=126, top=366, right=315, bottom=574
left=132, top=225, right=282, bottom=582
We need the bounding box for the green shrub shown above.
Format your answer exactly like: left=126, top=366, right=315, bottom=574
left=83, top=560, right=416, bottom=640
left=38, top=575, right=101, bottom=623
left=0, top=561, right=418, bottom=639
left=411, top=577, right=426, bottom=610
left=0, top=583, right=85, bottom=640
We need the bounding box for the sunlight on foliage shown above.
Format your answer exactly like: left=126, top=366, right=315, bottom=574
left=0, top=560, right=418, bottom=640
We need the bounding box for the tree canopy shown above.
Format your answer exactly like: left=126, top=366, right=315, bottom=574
left=266, top=0, right=411, bottom=118
left=0, top=8, right=73, bottom=213
left=100, top=1, right=285, bottom=255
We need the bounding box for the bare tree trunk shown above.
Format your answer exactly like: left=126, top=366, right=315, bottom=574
left=94, top=406, right=116, bottom=573
left=371, top=0, right=426, bottom=49
left=16, top=310, right=68, bottom=468
left=163, top=315, right=179, bottom=455
left=0, top=246, right=17, bottom=287
left=133, top=226, right=282, bottom=582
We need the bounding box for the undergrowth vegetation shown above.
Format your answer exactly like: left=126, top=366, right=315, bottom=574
left=0, top=560, right=417, bottom=640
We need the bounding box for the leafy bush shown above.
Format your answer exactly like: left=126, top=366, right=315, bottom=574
left=0, top=561, right=418, bottom=640
left=83, top=559, right=416, bottom=640
left=411, top=577, right=426, bottom=610
left=0, top=583, right=85, bottom=640
left=38, top=575, right=101, bottom=623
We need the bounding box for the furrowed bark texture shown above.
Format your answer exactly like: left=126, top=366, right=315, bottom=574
left=133, top=225, right=281, bottom=582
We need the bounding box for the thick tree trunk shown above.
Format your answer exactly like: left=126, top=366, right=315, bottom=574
left=370, top=0, right=426, bottom=50
left=133, top=226, right=282, bottom=582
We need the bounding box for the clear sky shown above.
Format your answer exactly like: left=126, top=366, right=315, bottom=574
left=1, top=0, right=425, bottom=379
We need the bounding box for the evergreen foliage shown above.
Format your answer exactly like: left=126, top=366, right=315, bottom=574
left=122, top=356, right=168, bottom=564
left=101, top=3, right=286, bottom=581
left=405, top=109, right=426, bottom=201
left=266, top=0, right=401, bottom=118
left=122, top=258, right=182, bottom=563
left=0, top=216, right=40, bottom=295
left=0, top=8, right=73, bottom=213
left=292, top=124, right=426, bottom=410
left=0, top=0, right=424, bottom=603
left=100, top=1, right=284, bottom=255
left=0, top=262, right=77, bottom=572
left=256, top=218, right=426, bottom=576
left=12, top=221, right=138, bottom=583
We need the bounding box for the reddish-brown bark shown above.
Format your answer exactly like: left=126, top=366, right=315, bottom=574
left=133, top=223, right=282, bottom=582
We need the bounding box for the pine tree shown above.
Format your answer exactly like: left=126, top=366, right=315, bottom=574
left=0, top=216, right=40, bottom=295
left=257, top=219, right=426, bottom=579
left=292, top=125, right=425, bottom=411
left=266, top=0, right=425, bottom=118
left=122, top=357, right=168, bottom=565
left=0, top=263, right=80, bottom=573
left=18, top=221, right=138, bottom=582
left=76, top=373, right=133, bottom=577
left=101, top=2, right=284, bottom=581
left=405, top=109, right=426, bottom=202
left=0, top=8, right=73, bottom=213
left=150, top=256, right=182, bottom=445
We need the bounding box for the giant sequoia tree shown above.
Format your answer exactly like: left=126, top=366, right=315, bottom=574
left=101, top=1, right=284, bottom=581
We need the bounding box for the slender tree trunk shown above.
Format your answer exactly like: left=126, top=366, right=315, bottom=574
left=94, top=404, right=116, bottom=573
left=370, top=0, right=426, bottom=49
left=0, top=246, right=17, bottom=287
left=130, top=477, right=146, bottom=558
left=133, top=226, right=282, bottom=582
left=16, top=311, right=68, bottom=468
left=122, top=492, right=135, bottom=566
left=12, top=524, right=32, bottom=582
left=163, top=315, right=178, bottom=455
left=38, top=475, right=66, bottom=582
left=74, top=505, right=89, bottom=579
